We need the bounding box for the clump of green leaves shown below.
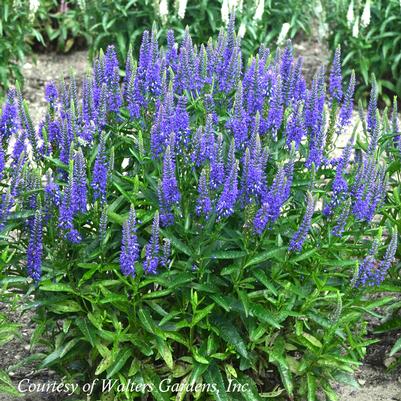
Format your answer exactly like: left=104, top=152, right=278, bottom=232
left=325, top=0, right=401, bottom=104
left=0, top=0, right=44, bottom=95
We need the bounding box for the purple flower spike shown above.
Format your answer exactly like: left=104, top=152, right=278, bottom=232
left=0, top=146, right=5, bottom=180
left=0, top=89, right=18, bottom=140
left=120, top=206, right=139, bottom=277
left=144, top=212, right=160, bottom=275
left=72, top=148, right=87, bottom=214
left=196, top=169, right=212, bottom=218
left=161, top=239, right=171, bottom=268
left=226, top=82, right=249, bottom=149
left=329, top=46, right=343, bottom=102
left=289, top=192, right=315, bottom=252
left=286, top=101, right=306, bottom=149
left=375, top=229, right=398, bottom=285
left=355, top=229, right=398, bottom=287
left=354, top=240, right=379, bottom=288
left=0, top=190, right=12, bottom=231
left=27, top=209, right=43, bottom=282
left=267, top=72, right=284, bottom=140
left=338, top=71, right=356, bottom=131
left=45, top=82, right=58, bottom=108
left=391, top=97, right=400, bottom=150
left=324, top=137, right=354, bottom=216
left=58, top=172, right=81, bottom=243
left=92, top=133, right=108, bottom=203
left=216, top=159, right=238, bottom=220
left=367, top=77, right=378, bottom=133
left=158, top=141, right=180, bottom=226
left=331, top=198, right=351, bottom=237
left=253, top=166, right=289, bottom=234
left=210, top=134, right=225, bottom=190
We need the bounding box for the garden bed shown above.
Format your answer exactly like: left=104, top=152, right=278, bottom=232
left=1, top=34, right=400, bottom=400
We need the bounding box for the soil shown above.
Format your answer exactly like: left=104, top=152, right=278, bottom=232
left=20, top=51, right=89, bottom=125
left=1, top=44, right=401, bottom=401
left=0, top=300, right=60, bottom=401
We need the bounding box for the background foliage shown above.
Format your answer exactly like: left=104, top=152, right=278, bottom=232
left=324, top=0, right=401, bottom=105
left=1, top=0, right=400, bottom=102
left=0, top=0, right=44, bottom=92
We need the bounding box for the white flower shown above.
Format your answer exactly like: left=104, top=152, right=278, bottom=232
left=176, top=0, right=188, bottom=19
left=238, top=22, right=246, bottom=38
left=159, top=0, right=169, bottom=23
left=347, top=0, right=354, bottom=27
left=277, top=22, right=291, bottom=45
left=29, top=0, right=40, bottom=15
left=228, top=0, right=241, bottom=9
left=361, top=0, right=371, bottom=28
left=77, top=0, right=86, bottom=10
left=221, top=0, right=242, bottom=23
left=221, top=0, right=229, bottom=24
left=352, top=16, right=360, bottom=37
left=253, top=0, right=265, bottom=21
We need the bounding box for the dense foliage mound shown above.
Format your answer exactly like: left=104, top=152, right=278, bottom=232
left=0, top=15, right=400, bottom=401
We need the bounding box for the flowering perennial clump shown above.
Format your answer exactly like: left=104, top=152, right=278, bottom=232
left=0, top=16, right=398, bottom=287
left=1, top=16, right=401, bottom=401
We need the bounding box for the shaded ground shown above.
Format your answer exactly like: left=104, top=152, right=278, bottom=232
left=21, top=51, right=89, bottom=125
left=0, top=302, right=60, bottom=401
left=1, top=45, right=401, bottom=401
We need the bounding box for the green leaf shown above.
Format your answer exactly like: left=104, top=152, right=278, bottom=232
left=208, top=250, right=247, bottom=259
left=156, top=337, right=174, bottom=370
left=138, top=308, right=155, bottom=334
left=95, top=354, right=114, bottom=376
left=250, top=304, right=281, bottom=329
left=212, top=316, right=248, bottom=359
left=48, top=300, right=82, bottom=314
left=237, top=290, right=250, bottom=317
left=317, top=358, right=354, bottom=373
left=269, top=350, right=293, bottom=398
left=390, top=337, right=401, bottom=356
left=291, top=248, right=317, bottom=263
left=374, top=317, right=401, bottom=334
left=301, top=333, right=322, bottom=348
left=307, top=373, right=317, bottom=401
left=252, top=270, right=277, bottom=295
left=107, top=210, right=125, bottom=225
left=204, top=364, right=229, bottom=401
left=193, top=349, right=210, bottom=365
left=192, top=304, right=215, bottom=326
left=143, top=371, right=170, bottom=401
left=236, top=375, right=262, bottom=401
left=244, top=247, right=286, bottom=268
left=143, top=289, right=173, bottom=299
left=0, top=370, right=21, bottom=396
left=59, top=338, right=81, bottom=358
left=209, top=294, right=231, bottom=312
left=40, top=347, right=63, bottom=368
left=138, top=308, right=166, bottom=339
left=160, top=230, right=192, bottom=256
left=40, top=282, right=77, bottom=294
left=107, top=348, right=132, bottom=378
left=76, top=318, right=97, bottom=347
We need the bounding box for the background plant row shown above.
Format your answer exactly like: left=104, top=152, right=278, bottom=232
left=1, top=0, right=400, bottom=104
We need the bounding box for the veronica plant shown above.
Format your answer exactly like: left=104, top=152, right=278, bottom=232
left=0, top=16, right=399, bottom=401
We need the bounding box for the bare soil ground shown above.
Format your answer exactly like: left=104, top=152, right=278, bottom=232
left=20, top=50, right=89, bottom=125
left=1, top=44, right=401, bottom=401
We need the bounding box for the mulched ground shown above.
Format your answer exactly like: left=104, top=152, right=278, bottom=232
left=1, top=41, right=401, bottom=401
